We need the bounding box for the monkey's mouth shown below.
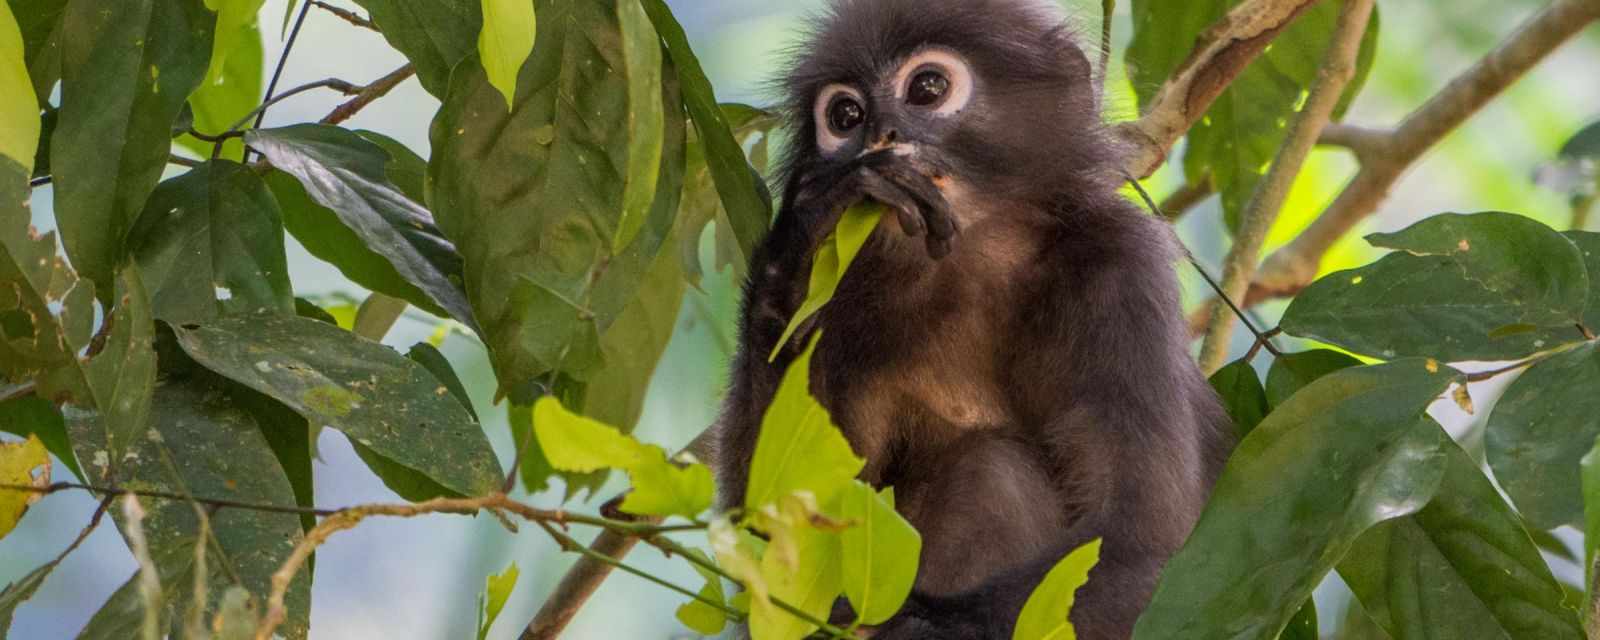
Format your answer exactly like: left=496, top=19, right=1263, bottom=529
left=844, top=148, right=959, bottom=259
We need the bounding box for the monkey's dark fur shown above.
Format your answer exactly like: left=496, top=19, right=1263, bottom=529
left=711, top=1, right=1232, bottom=637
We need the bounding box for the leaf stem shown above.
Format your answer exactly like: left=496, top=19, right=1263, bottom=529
left=310, top=1, right=378, bottom=31
left=535, top=520, right=745, bottom=620
left=226, top=77, right=363, bottom=134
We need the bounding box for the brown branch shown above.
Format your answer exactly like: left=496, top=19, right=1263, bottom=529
left=1116, top=0, right=1325, bottom=178
left=1197, top=0, right=1375, bottom=373
left=1158, top=177, right=1216, bottom=221
left=1316, top=122, right=1392, bottom=161
left=311, top=0, right=378, bottom=31
left=1225, top=0, right=1600, bottom=315
left=319, top=63, right=416, bottom=126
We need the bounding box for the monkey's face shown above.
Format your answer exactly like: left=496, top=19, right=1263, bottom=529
left=779, top=0, right=1112, bottom=246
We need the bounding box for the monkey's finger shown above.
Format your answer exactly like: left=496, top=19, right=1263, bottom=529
left=872, top=163, right=957, bottom=258
left=857, top=170, right=925, bottom=237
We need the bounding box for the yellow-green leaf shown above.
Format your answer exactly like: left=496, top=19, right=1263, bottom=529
left=751, top=520, right=844, bottom=640
left=611, top=0, right=663, bottom=250
left=675, top=549, right=728, bottom=636
left=478, top=0, right=536, bottom=110
left=202, top=0, right=266, bottom=88
left=621, top=457, right=713, bottom=519
left=1013, top=539, right=1101, bottom=640
left=0, top=0, right=39, bottom=170
left=476, top=563, right=519, bottom=640
left=769, top=204, right=883, bottom=361
left=0, top=435, right=49, bottom=540
left=838, top=481, right=920, bottom=625
left=745, top=337, right=866, bottom=511
left=531, top=396, right=714, bottom=518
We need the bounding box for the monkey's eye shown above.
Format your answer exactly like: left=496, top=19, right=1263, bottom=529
left=827, top=95, right=866, bottom=133
left=907, top=70, right=950, bottom=107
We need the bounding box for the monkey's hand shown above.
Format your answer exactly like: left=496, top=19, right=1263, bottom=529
left=791, top=151, right=958, bottom=259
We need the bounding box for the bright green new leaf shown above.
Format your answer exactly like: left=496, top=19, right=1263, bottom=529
left=478, top=0, right=536, bottom=110
left=675, top=549, right=729, bottom=636
left=476, top=563, right=519, bottom=640
left=1013, top=539, right=1102, bottom=640
left=620, top=457, right=714, bottom=520
left=0, top=0, right=39, bottom=170
left=613, top=0, right=663, bottom=250
left=746, top=338, right=866, bottom=512
left=769, top=203, right=883, bottom=361
left=838, top=481, right=920, bottom=625
left=202, top=0, right=266, bottom=88
left=531, top=396, right=713, bottom=518
left=751, top=520, right=845, bottom=640
left=0, top=435, right=48, bottom=540
left=179, top=19, right=262, bottom=159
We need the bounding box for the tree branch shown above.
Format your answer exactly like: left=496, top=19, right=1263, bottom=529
left=1225, top=0, right=1600, bottom=316
left=1158, top=176, right=1215, bottom=221
left=311, top=0, right=378, bottom=31
left=318, top=63, right=416, bottom=126
left=1197, top=0, right=1375, bottom=373
left=1116, top=0, right=1325, bottom=178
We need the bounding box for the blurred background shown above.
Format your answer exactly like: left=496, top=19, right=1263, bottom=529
left=2, top=0, right=1597, bottom=637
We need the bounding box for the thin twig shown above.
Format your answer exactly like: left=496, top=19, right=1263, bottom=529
left=28, top=175, right=50, bottom=188
left=535, top=520, right=744, bottom=620
left=311, top=0, right=378, bottom=31
left=318, top=64, right=416, bottom=126
left=167, top=155, right=202, bottom=168
left=1158, top=177, right=1215, bottom=221
left=1197, top=0, right=1374, bottom=373
left=254, top=0, right=314, bottom=136
left=1099, top=0, right=1115, bottom=93
left=0, top=381, right=37, bottom=404
left=4, top=482, right=340, bottom=517
left=226, top=78, right=362, bottom=134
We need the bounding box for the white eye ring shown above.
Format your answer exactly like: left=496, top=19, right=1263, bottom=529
left=892, top=48, right=974, bottom=116
left=813, top=84, right=865, bottom=154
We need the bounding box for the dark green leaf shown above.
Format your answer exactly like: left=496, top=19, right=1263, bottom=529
left=126, top=161, right=295, bottom=325
left=1583, top=437, right=1600, bottom=590
left=1566, top=231, right=1600, bottom=333
left=1485, top=342, right=1600, bottom=529
left=1340, top=439, right=1583, bottom=640
left=1282, top=599, right=1317, bottom=640
left=407, top=342, right=476, bottom=420
left=248, top=124, right=475, bottom=328
left=1559, top=120, right=1600, bottom=161
left=231, top=383, right=316, bottom=534
left=1207, top=358, right=1268, bottom=438
left=676, top=104, right=780, bottom=284
left=1282, top=212, right=1590, bottom=361
left=349, top=0, right=479, bottom=97
left=52, top=0, right=213, bottom=298
left=173, top=313, right=502, bottom=498
left=75, top=268, right=158, bottom=465
left=0, top=157, right=96, bottom=396
left=71, top=376, right=310, bottom=640
left=7, top=0, right=68, bottom=103
left=31, top=107, right=53, bottom=179
left=0, top=395, right=80, bottom=480
left=641, top=0, right=770, bottom=268
left=430, top=0, right=686, bottom=390
left=353, top=130, right=427, bottom=204
left=577, top=225, right=686, bottom=435
left=294, top=297, right=339, bottom=326
left=177, top=19, right=262, bottom=160
left=1133, top=361, right=1459, bottom=640
left=1264, top=349, right=1363, bottom=407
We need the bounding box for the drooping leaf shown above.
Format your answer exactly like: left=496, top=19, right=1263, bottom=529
left=0, top=0, right=39, bottom=170
left=769, top=203, right=882, bottom=361
left=1207, top=358, right=1268, bottom=438
left=1339, top=439, right=1584, bottom=640
left=430, top=0, right=686, bottom=391
left=837, top=481, right=920, bottom=626
left=750, top=519, right=844, bottom=640
left=1132, top=361, right=1460, bottom=639
left=1485, top=342, right=1600, bottom=530
left=640, top=0, right=770, bottom=268
left=1013, top=539, right=1102, bottom=640
left=676, top=104, right=780, bottom=284
left=476, top=563, right=519, bottom=640
left=7, top=0, right=67, bottom=103
left=0, top=434, right=48, bottom=540
left=0, top=394, right=79, bottom=479
left=675, top=549, right=728, bottom=636
left=173, top=313, right=502, bottom=498
left=178, top=18, right=262, bottom=160
left=350, top=0, right=480, bottom=97
left=69, top=376, right=310, bottom=640
left=248, top=124, right=475, bottom=328
left=51, top=0, right=213, bottom=298
left=1281, top=212, right=1591, bottom=362
left=477, top=0, right=536, bottom=110
left=531, top=396, right=712, bottom=518
left=1264, top=349, right=1363, bottom=408
left=745, top=337, right=865, bottom=512
left=126, top=161, right=295, bottom=325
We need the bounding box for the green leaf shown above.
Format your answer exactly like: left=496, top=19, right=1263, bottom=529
left=172, top=313, right=503, bottom=498
left=1485, top=342, right=1600, bottom=529
left=476, top=563, right=519, bottom=640
left=248, top=124, right=476, bottom=328
left=1339, top=439, right=1584, bottom=640
left=69, top=376, right=310, bottom=640
left=126, top=161, right=295, bottom=325
left=178, top=18, right=262, bottom=160
left=478, top=0, right=536, bottom=110
left=1583, top=436, right=1600, bottom=590
left=7, top=0, right=68, bottom=104
left=1133, top=360, right=1460, bottom=640
left=1264, top=349, right=1363, bottom=408
left=1559, top=120, right=1600, bottom=161
left=640, top=0, right=770, bottom=269
left=351, top=0, right=480, bottom=97
left=1281, top=600, right=1318, bottom=640
left=768, top=203, right=883, bottom=361
left=751, top=519, right=843, bottom=640
left=200, top=0, right=265, bottom=88
left=676, top=549, right=728, bottom=636
left=407, top=342, right=477, bottom=420
left=1013, top=539, right=1101, bottom=640
left=745, top=337, right=865, bottom=512
left=0, top=160, right=94, bottom=397
left=0, top=0, right=39, bottom=169
left=612, top=0, right=663, bottom=251
left=1282, top=212, right=1591, bottom=361
left=52, top=0, right=214, bottom=298
left=1566, top=231, right=1600, bottom=332
left=430, top=0, right=686, bottom=390
left=531, top=396, right=711, bottom=518
left=0, top=554, right=59, bottom=633
left=676, top=104, right=780, bottom=284
left=76, top=268, right=159, bottom=465
left=578, top=223, right=686, bottom=433
left=0, top=394, right=79, bottom=480
left=354, top=130, right=428, bottom=204
left=0, top=434, right=48, bottom=540
left=1207, top=358, right=1268, bottom=438
left=837, top=481, right=920, bottom=626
